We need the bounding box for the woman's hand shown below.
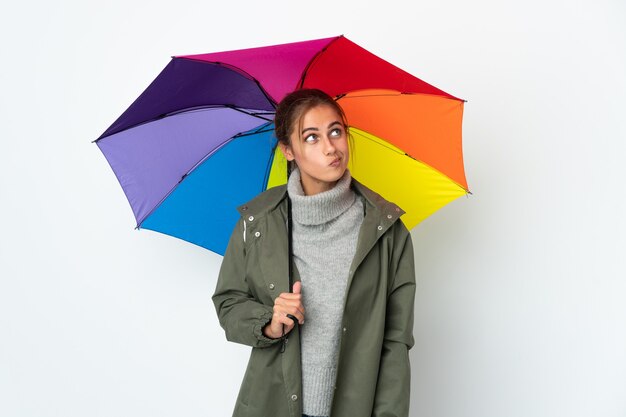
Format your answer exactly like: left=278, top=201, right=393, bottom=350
left=262, top=281, right=305, bottom=339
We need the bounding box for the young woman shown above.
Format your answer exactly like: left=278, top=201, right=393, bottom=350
left=212, top=89, right=416, bottom=417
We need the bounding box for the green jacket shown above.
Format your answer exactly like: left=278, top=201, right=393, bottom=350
left=212, top=179, right=416, bottom=417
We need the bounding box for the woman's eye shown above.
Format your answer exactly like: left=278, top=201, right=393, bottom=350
left=330, top=128, right=342, bottom=137
left=304, top=134, right=317, bottom=143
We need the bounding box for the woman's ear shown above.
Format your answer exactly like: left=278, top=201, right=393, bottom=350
left=278, top=142, right=294, bottom=161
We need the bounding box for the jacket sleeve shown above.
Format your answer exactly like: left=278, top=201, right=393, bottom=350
left=212, top=218, right=282, bottom=348
left=372, top=223, right=416, bottom=417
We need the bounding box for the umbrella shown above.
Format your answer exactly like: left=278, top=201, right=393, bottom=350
left=95, top=35, right=469, bottom=256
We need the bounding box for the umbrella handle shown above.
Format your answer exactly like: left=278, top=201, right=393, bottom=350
left=279, top=314, right=299, bottom=353
left=281, top=193, right=295, bottom=353
left=280, top=327, right=286, bottom=353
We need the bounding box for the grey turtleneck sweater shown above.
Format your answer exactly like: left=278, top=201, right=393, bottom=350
left=287, top=167, right=364, bottom=416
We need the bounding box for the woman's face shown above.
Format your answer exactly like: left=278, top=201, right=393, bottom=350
left=279, top=104, right=349, bottom=196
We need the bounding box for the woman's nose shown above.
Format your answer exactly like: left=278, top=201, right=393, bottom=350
left=322, top=136, right=336, bottom=154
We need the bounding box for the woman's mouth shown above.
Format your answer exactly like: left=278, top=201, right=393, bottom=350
left=329, top=158, right=341, bottom=167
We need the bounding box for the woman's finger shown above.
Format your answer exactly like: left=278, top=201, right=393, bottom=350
left=277, top=292, right=302, bottom=301
left=274, top=297, right=305, bottom=315
left=274, top=313, right=296, bottom=332
left=273, top=307, right=304, bottom=325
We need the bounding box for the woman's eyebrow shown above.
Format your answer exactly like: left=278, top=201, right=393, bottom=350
left=301, top=126, right=319, bottom=134
left=301, top=121, right=342, bottom=134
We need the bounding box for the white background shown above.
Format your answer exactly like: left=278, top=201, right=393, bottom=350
left=1, top=0, right=625, bottom=416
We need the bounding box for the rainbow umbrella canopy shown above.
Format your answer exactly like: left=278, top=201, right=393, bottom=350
left=95, top=35, right=469, bottom=255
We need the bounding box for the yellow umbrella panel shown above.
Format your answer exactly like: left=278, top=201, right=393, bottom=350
left=347, top=127, right=467, bottom=229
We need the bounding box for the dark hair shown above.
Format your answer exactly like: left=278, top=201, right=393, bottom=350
left=274, top=88, right=349, bottom=146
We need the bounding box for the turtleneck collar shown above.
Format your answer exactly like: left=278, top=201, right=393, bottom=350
left=287, top=167, right=356, bottom=226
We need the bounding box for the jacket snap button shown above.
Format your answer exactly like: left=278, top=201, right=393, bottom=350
left=255, top=231, right=261, bottom=237
left=291, top=394, right=298, bottom=401
left=343, top=327, right=347, bottom=332
left=242, top=206, right=248, bottom=211
left=248, top=215, right=254, bottom=221
left=269, top=283, right=275, bottom=290
left=387, top=214, right=392, bottom=219
left=377, top=225, right=383, bottom=231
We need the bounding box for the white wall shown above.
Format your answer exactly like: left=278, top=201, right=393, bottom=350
left=1, top=1, right=625, bottom=416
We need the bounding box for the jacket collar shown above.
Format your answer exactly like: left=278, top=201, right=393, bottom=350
left=238, top=178, right=407, bottom=290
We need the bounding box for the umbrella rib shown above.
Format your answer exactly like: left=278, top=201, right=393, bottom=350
left=175, top=57, right=278, bottom=108
left=136, top=122, right=275, bottom=229
left=180, top=122, right=274, bottom=185
left=350, top=129, right=471, bottom=193
left=94, top=105, right=272, bottom=143
left=208, top=61, right=278, bottom=108
left=351, top=129, right=407, bottom=156
left=336, top=90, right=467, bottom=101
left=297, top=35, right=343, bottom=90
left=261, top=143, right=279, bottom=194
left=223, top=105, right=274, bottom=121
